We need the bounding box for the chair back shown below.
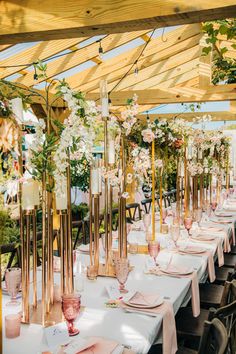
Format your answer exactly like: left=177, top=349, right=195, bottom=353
left=198, top=318, right=228, bottom=354
left=141, top=198, right=152, bottom=214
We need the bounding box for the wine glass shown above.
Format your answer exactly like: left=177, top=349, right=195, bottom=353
left=143, top=213, right=151, bottom=232
left=184, top=217, right=193, bottom=235
left=162, top=208, right=167, bottom=224
left=148, top=241, right=160, bottom=265
left=170, top=224, right=180, bottom=248
left=62, top=293, right=81, bottom=336
left=5, top=268, right=21, bottom=306
left=115, top=258, right=130, bottom=293
left=194, top=208, right=202, bottom=227
left=211, top=200, right=218, bottom=214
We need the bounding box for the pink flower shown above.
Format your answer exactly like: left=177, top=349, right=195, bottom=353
left=142, top=128, right=155, bottom=143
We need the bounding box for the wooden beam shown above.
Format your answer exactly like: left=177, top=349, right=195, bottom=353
left=199, top=33, right=212, bottom=88
left=0, top=37, right=88, bottom=79
left=15, top=30, right=150, bottom=87
left=86, top=84, right=236, bottom=104
left=0, top=1, right=236, bottom=44
left=0, top=44, right=13, bottom=52
left=136, top=111, right=236, bottom=122
left=66, top=24, right=201, bottom=92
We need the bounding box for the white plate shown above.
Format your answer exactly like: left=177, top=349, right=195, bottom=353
left=215, top=213, right=233, bottom=217
left=191, top=235, right=215, bottom=241
left=159, top=265, right=194, bottom=275
left=178, top=246, right=206, bottom=254
left=123, top=292, right=164, bottom=309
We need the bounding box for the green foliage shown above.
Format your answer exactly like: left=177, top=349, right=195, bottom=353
left=0, top=208, right=20, bottom=245
left=71, top=203, right=89, bottom=220
left=70, top=155, right=90, bottom=192
left=202, top=19, right=236, bottom=84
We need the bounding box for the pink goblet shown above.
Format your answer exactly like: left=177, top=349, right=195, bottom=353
left=170, top=224, right=180, bottom=248
left=148, top=241, right=160, bottom=265
left=184, top=217, right=193, bottom=235
left=211, top=201, right=217, bottom=213
left=5, top=268, right=21, bottom=306
left=162, top=208, right=167, bottom=224
left=62, top=293, right=81, bottom=336
left=194, top=208, right=202, bottom=227
left=115, top=258, right=130, bottom=293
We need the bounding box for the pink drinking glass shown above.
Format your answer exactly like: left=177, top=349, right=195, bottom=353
left=148, top=241, right=160, bottom=265
left=5, top=268, right=21, bottom=306
left=194, top=208, right=202, bottom=227
left=162, top=208, right=167, bottom=224
left=184, top=217, right=193, bottom=235
left=211, top=200, right=218, bottom=213
left=62, top=293, right=81, bottom=336
left=115, top=258, right=130, bottom=293
left=143, top=213, right=151, bottom=232
left=170, top=224, right=180, bottom=248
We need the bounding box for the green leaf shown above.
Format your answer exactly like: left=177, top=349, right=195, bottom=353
left=219, top=25, right=228, bottom=35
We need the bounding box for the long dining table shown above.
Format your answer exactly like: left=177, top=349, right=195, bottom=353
left=2, top=207, right=235, bottom=354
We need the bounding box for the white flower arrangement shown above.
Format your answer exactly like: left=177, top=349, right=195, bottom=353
left=187, top=161, right=204, bottom=176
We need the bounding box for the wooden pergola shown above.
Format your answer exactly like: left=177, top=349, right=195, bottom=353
left=0, top=1, right=236, bottom=121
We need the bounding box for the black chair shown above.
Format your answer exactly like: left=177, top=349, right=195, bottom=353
left=126, top=202, right=141, bottom=221
left=176, top=279, right=236, bottom=346
left=72, top=220, right=85, bottom=249
left=141, top=198, right=152, bottom=214
left=177, top=318, right=228, bottom=354
left=1, top=243, right=21, bottom=280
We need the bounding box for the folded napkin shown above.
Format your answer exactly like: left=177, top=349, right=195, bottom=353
left=78, top=244, right=90, bottom=253
left=128, top=292, right=160, bottom=306
left=190, top=235, right=224, bottom=267
left=232, top=222, right=236, bottom=246
left=148, top=266, right=200, bottom=318
left=178, top=247, right=215, bottom=283
left=120, top=299, right=177, bottom=354
left=199, top=225, right=231, bottom=252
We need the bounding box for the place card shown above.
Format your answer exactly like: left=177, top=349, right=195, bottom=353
left=44, top=322, right=70, bottom=348
left=105, top=283, right=121, bottom=299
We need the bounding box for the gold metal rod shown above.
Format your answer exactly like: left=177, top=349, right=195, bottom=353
left=32, top=209, right=37, bottom=308
left=176, top=157, right=180, bottom=217
left=151, top=140, right=155, bottom=241
left=104, top=117, right=109, bottom=272
left=66, top=159, right=74, bottom=293
left=93, top=195, right=100, bottom=268
left=200, top=173, right=204, bottom=209
left=121, top=135, right=127, bottom=258
left=159, top=172, right=163, bottom=232
left=42, top=172, right=47, bottom=326
left=118, top=195, right=123, bottom=258
left=25, top=212, right=31, bottom=323
left=17, top=129, right=27, bottom=322
left=109, top=185, right=113, bottom=254
left=89, top=177, right=93, bottom=266
left=59, top=213, right=65, bottom=295
left=184, top=149, right=190, bottom=217
left=210, top=174, right=212, bottom=204
left=64, top=211, right=69, bottom=294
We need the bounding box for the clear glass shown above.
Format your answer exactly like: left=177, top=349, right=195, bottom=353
left=5, top=268, right=21, bottom=306
left=62, top=293, right=81, bottom=336
left=194, top=208, right=202, bottom=227
left=87, top=265, right=98, bottom=280
left=115, top=258, right=129, bottom=293
left=162, top=208, right=168, bottom=224
left=143, top=213, right=151, bottom=232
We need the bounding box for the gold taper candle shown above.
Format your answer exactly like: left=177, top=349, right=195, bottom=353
left=151, top=140, right=155, bottom=240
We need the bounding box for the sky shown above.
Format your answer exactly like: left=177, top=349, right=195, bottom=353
left=0, top=27, right=232, bottom=130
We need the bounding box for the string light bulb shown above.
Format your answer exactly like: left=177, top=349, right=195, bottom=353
left=134, top=61, right=139, bottom=77
left=33, top=65, right=38, bottom=80
left=98, top=40, right=104, bottom=60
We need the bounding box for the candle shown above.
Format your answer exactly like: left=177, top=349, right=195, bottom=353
left=5, top=313, right=21, bottom=338
left=108, top=139, right=115, bottom=164
left=98, top=167, right=102, bottom=193
left=11, top=97, right=23, bottom=123
left=187, top=143, right=192, bottom=159
left=198, top=148, right=203, bottom=160
left=55, top=192, right=67, bottom=210
left=22, top=179, right=40, bottom=210
left=91, top=168, right=99, bottom=194
left=101, top=97, right=109, bottom=117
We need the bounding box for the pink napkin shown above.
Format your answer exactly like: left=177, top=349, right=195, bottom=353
left=128, top=292, right=160, bottom=306
left=200, top=226, right=231, bottom=253
left=231, top=222, right=236, bottom=246
left=178, top=247, right=215, bottom=282
left=150, top=267, right=200, bottom=318
left=190, top=236, right=224, bottom=267
left=76, top=337, right=118, bottom=354
left=120, top=299, right=177, bottom=354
